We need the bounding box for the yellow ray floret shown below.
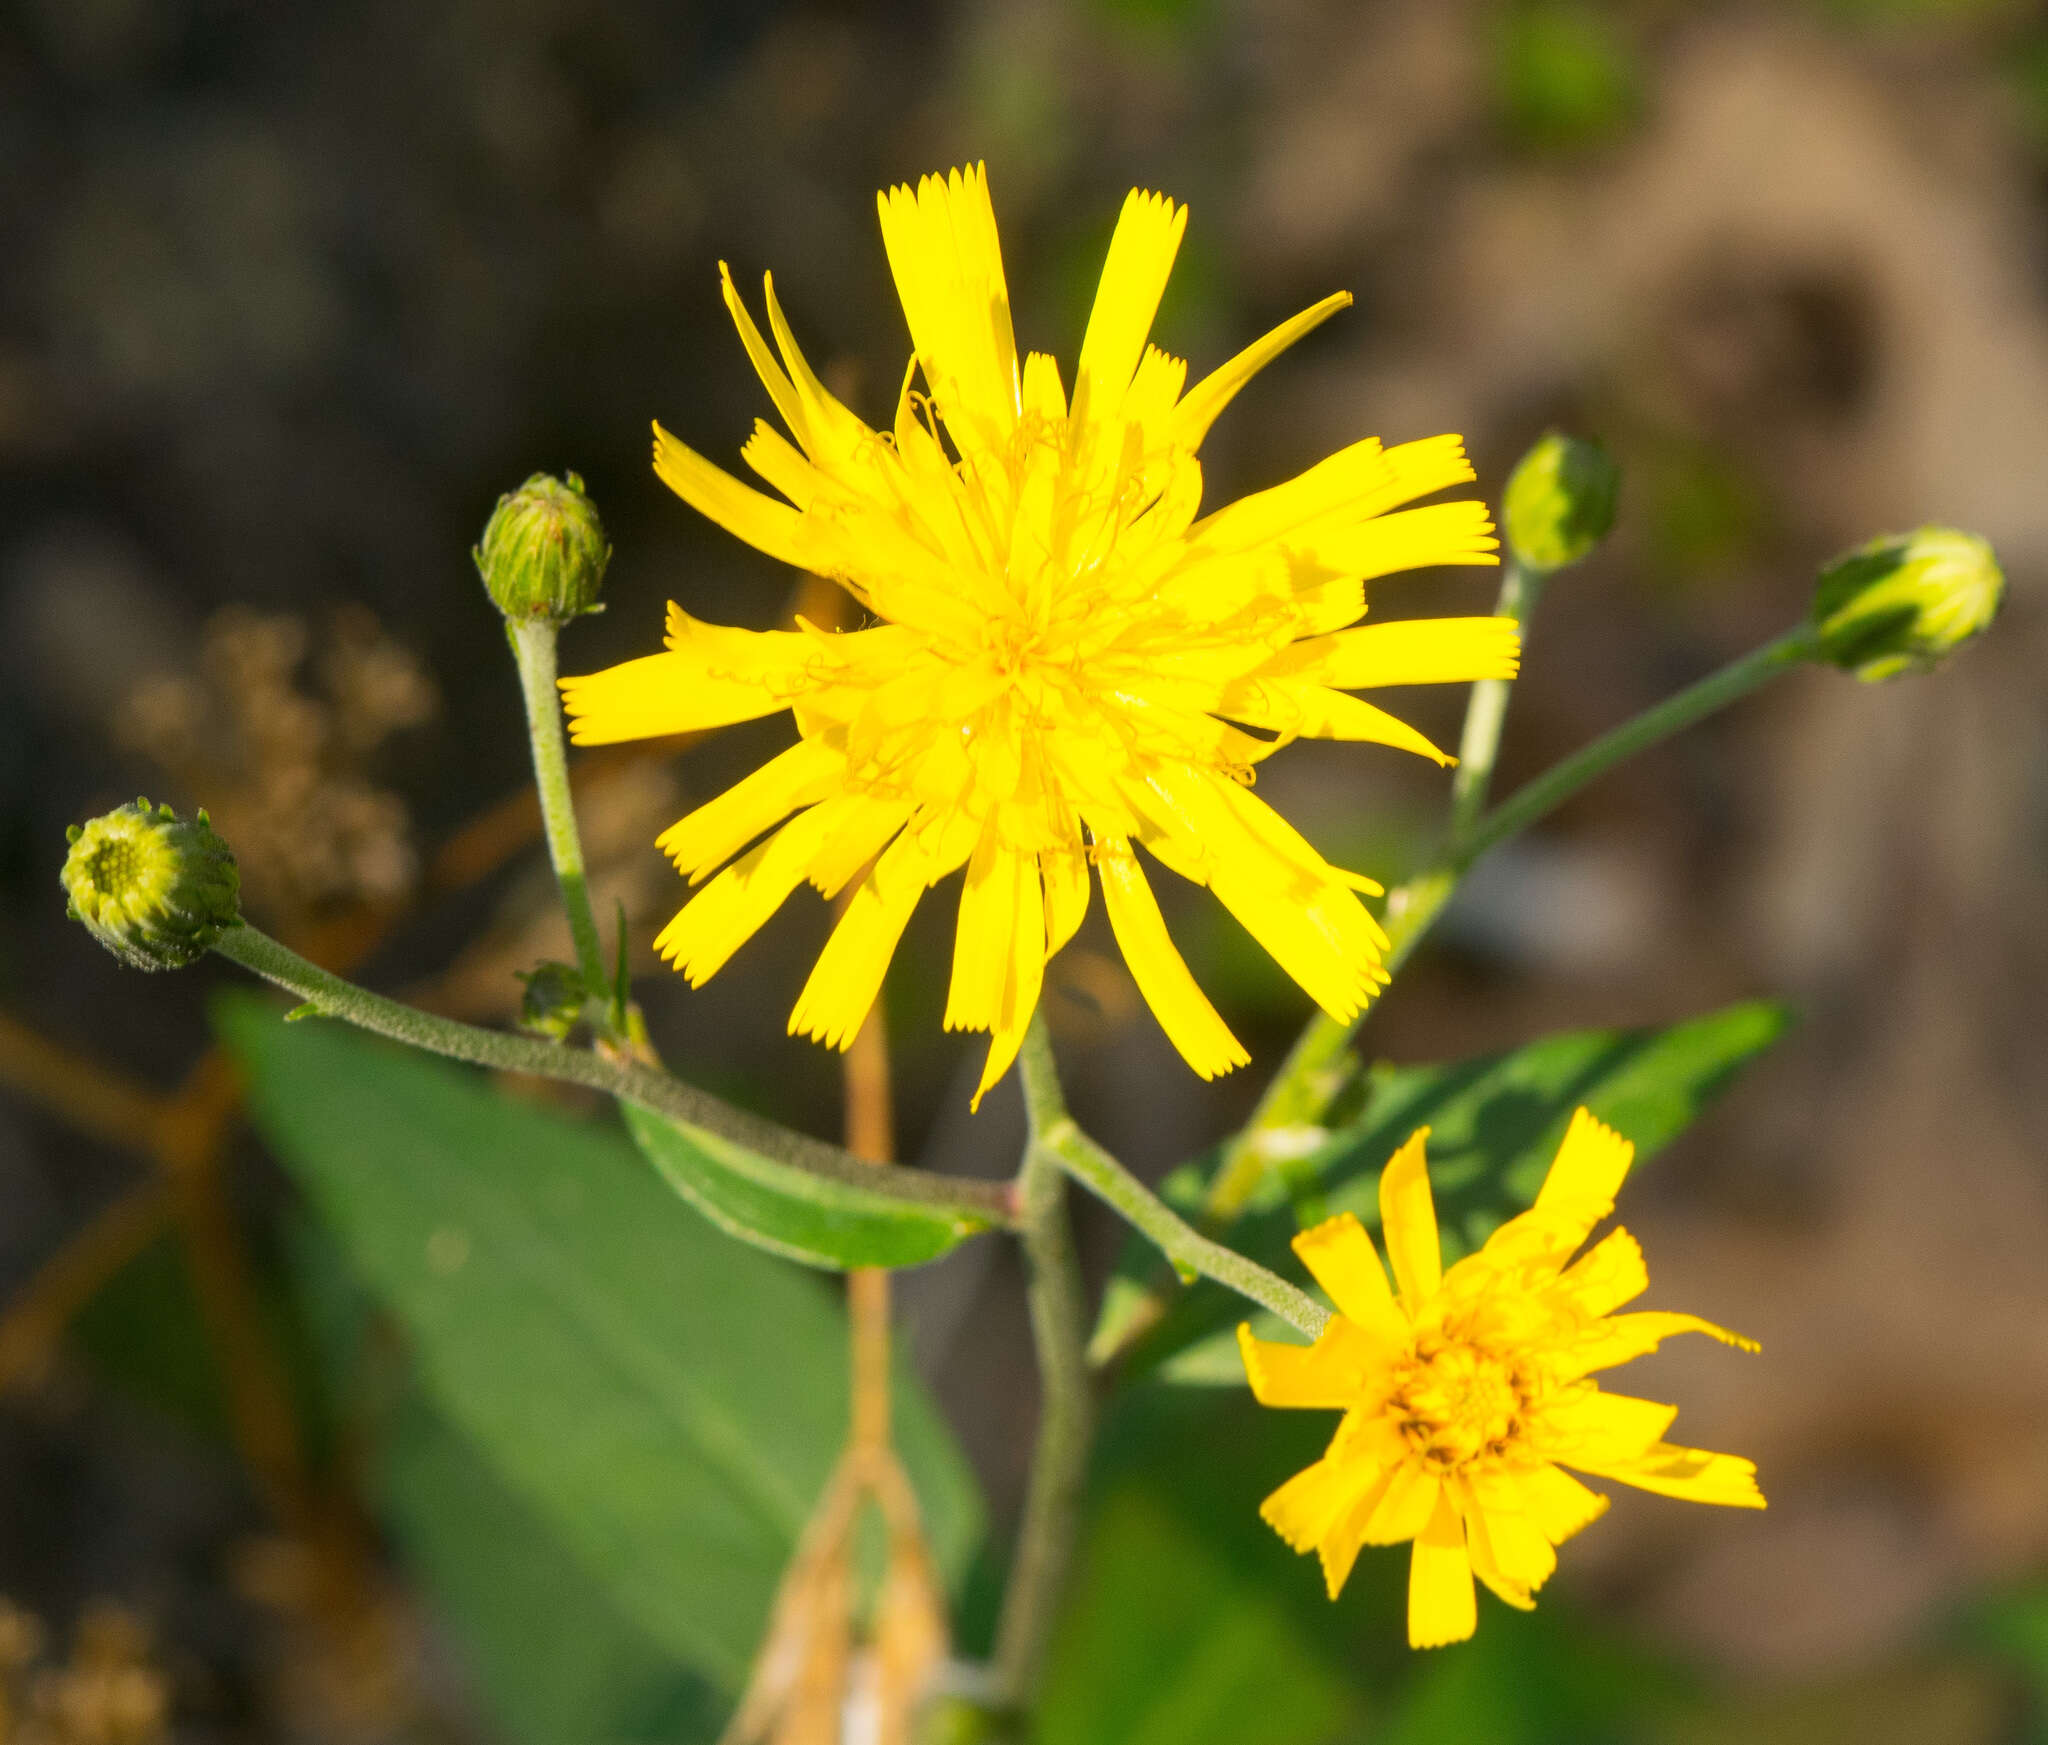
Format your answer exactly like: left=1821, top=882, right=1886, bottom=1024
left=563, top=163, right=1510, bottom=1105
left=1240, top=1108, right=1762, bottom=1648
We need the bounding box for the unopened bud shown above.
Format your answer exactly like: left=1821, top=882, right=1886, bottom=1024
left=1810, top=526, right=2004, bottom=682
left=1503, top=433, right=1620, bottom=572
left=62, top=800, right=241, bottom=971
left=515, top=960, right=588, bottom=1040
left=474, top=472, right=610, bottom=623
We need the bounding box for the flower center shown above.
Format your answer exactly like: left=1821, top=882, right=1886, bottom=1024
left=1393, top=1338, right=1528, bottom=1470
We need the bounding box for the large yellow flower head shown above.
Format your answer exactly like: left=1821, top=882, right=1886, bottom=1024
left=564, top=165, right=1516, bottom=1103
left=1241, top=1109, right=1763, bottom=1648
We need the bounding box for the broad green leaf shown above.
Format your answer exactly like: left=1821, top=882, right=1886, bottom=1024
left=1109, top=1000, right=1791, bottom=1375
left=215, top=993, right=982, bottom=1696
left=620, top=1103, right=995, bottom=1271
left=382, top=1394, right=725, bottom=1745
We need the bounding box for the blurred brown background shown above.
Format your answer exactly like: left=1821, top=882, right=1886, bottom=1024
left=4, top=0, right=2047, bottom=1739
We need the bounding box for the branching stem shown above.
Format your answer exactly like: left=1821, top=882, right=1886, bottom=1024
left=991, top=1021, right=1094, bottom=1708
left=208, top=924, right=1017, bottom=1228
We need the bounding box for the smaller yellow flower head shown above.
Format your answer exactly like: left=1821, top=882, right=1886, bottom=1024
left=1241, top=1108, right=1762, bottom=1649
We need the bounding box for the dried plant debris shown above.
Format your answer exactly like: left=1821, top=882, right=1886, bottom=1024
left=113, top=605, right=435, bottom=924
left=0, top=1600, right=170, bottom=1745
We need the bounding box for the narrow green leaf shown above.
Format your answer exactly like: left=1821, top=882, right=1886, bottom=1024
left=621, top=1103, right=994, bottom=1271
left=1113, top=1000, right=1792, bottom=1376
left=215, top=992, right=982, bottom=1697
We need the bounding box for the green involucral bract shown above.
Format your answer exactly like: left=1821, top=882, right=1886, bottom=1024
left=1810, top=526, right=2003, bottom=681
left=62, top=799, right=241, bottom=971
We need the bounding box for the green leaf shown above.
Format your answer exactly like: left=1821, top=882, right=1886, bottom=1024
left=383, top=1394, right=726, bottom=1745
left=215, top=993, right=982, bottom=1697
left=1114, top=1000, right=1791, bottom=1376
left=620, top=1102, right=994, bottom=1271
left=1034, top=1486, right=1359, bottom=1745
left=1375, top=1602, right=1677, bottom=1745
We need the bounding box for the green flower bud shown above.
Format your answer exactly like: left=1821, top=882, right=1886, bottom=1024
left=515, top=960, right=588, bottom=1041
left=1502, top=432, right=1621, bottom=572
left=61, top=799, right=241, bottom=971
left=1810, top=526, right=2004, bottom=682
left=474, top=472, right=610, bottom=623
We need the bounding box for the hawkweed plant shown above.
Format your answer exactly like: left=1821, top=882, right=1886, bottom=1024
left=61, top=165, right=2004, bottom=1742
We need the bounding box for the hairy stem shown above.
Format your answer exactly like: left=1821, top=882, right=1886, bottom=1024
left=1457, top=624, right=1816, bottom=867
left=209, top=924, right=1017, bottom=1228
left=507, top=618, right=611, bottom=1016
left=992, top=1022, right=1096, bottom=1709
left=1448, top=556, right=1545, bottom=845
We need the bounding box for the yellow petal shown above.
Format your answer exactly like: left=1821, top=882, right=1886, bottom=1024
left=651, top=422, right=812, bottom=570
left=1407, top=1489, right=1477, bottom=1648
left=1259, top=1456, right=1382, bottom=1555
left=1040, top=845, right=1090, bottom=958
left=1457, top=1494, right=1536, bottom=1611
left=945, top=833, right=1020, bottom=1035
left=1187, top=434, right=1478, bottom=557
left=1094, top=838, right=1249, bottom=1079
left=1378, top=1128, right=1443, bottom=1314
left=1554, top=1228, right=1649, bottom=1319
left=560, top=607, right=819, bottom=745
left=1172, top=291, right=1351, bottom=452
left=1364, top=1462, right=1442, bottom=1547
left=653, top=800, right=850, bottom=984
left=717, top=263, right=807, bottom=449
left=789, top=820, right=957, bottom=1050
left=1305, top=498, right=1500, bottom=586
left=1479, top=1462, right=1610, bottom=1546
left=1129, top=769, right=1389, bottom=1023
left=655, top=739, right=843, bottom=881
left=1582, top=1443, right=1766, bottom=1510
left=972, top=858, right=1047, bottom=1109
left=1319, top=1465, right=1400, bottom=1598
left=1236, top=1319, right=1392, bottom=1410
left=1539, top=1389, right=1677, bottom=1466
left=1072, top=190, right=1187, bottom=437
left=1465, top=1490, right=1555, bottom=1595
left=1281, top=617, right=1521, bottom=691
left=761, top=270, right=876, bottom=472
left=1290, top=1214, right=1408, bottom=1347
left=1557, top=1310, right=1759, bottom=1380
left=1217, top=677, right=1455, bottom=763
left=1534, top=1107, right=1635, bottom=1228
left=876, top=164, right=1019, bottom=448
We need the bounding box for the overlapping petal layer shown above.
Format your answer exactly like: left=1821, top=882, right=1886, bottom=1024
left=564, top=164, right=1511, bottom=1101
left=1240, top=1108, right=1763, bottom=1647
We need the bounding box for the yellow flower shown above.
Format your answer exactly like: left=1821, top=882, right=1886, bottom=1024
left=563, top=165, right=1514, bottom=1103
left=1240, top=1109, right=1763, bottom=1648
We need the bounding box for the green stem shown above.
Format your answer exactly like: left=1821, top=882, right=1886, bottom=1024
left=1456, top=624, right=1815, bottom=870
left=1234, top=624, right=1815, bottom=1167
left=508, top=619, right=611, bottom=1015
left=992, top=1021, right=1094, bottom=1708
left=209, top=924, right=1016, bottom=1228
left=1042, top=1117, right=1326, bottom=1338
left=1448, top=557, right=1545, bottom=845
